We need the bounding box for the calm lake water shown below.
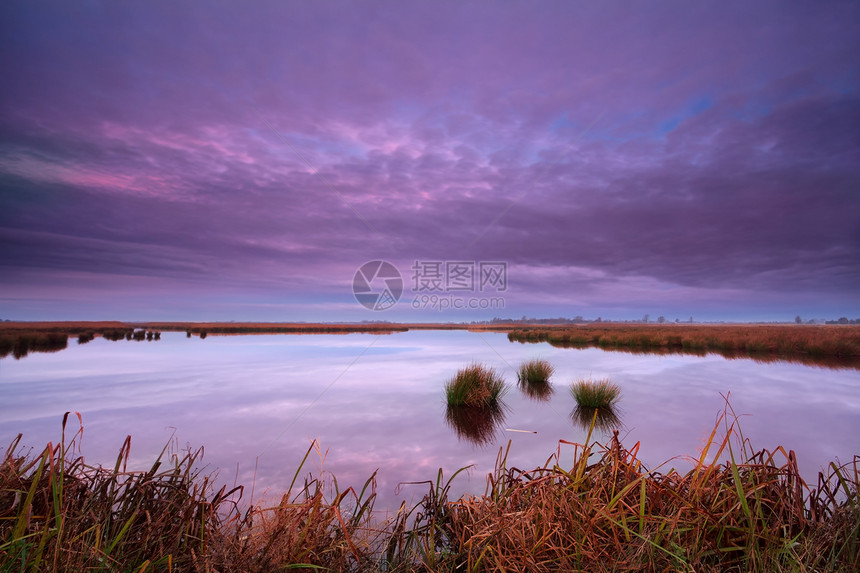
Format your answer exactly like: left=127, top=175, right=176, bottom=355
left=2, top=330, right=858, bottom=513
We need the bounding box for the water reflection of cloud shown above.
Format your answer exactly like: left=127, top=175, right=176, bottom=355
left=2, top=331, right=858, bottom=514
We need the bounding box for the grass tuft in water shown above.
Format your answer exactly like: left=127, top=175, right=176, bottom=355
left=445, top=363, right=506, bottom=408
left=570, top=377, right=622, bottom=431
left=570, top=377, right=620, bottom=409
left=517, top=358, right=554, bottom=386
left=516, top=359, right=555, bottom=400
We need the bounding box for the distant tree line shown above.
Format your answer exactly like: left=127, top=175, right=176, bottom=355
left=486, top=316, right=694, bottom=325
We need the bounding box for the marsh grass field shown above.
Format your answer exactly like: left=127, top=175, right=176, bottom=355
left=506, top=324, right=860, bottom=368
left=2, top=408, right=857, bottom=572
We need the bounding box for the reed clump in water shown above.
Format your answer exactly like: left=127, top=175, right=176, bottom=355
left=570, top=376, right=620, bottom=409
left=570, top=378, right=621, bottom=409
left=516, top=359, right=555, bottom=400
left=517, top=358, right=554, bottom=386
left=2, top=408, right=858, bottom=572
left=444, top=363, right=509, bottom=446
left=445, top=363, right=506, bottom=408
left=570, top=377, right=622, bottom=432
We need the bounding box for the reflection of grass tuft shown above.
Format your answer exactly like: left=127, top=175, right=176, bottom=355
left=445, top=363, right=506, bottom=408
left=445, top=404, right=506, bottom=446
left=570, top=404, right=622, bottom=431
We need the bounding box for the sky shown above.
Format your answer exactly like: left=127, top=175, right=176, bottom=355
left=1, top=1, right=858, bottom=323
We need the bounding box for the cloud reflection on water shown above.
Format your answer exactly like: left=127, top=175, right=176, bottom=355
left=1, top=330, right=858, bottom=513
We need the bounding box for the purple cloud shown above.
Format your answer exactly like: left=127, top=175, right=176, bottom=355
left=1, top=1, right=858, bottom=321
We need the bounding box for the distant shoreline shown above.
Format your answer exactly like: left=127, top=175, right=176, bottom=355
left=2, top=319, right=857, bottom=330
left=2, top=321, right=859, bottom=367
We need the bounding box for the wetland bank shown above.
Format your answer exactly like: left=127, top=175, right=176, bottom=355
left=1, top=323, right=858, bottom=570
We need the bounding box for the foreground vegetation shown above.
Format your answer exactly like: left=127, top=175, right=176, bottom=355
left=2, top=409, right=857, bottom=572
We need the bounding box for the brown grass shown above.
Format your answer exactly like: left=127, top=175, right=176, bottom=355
left=2, top=405, right=857, bottom=572
left=507, top=324, right=860, bottom=368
